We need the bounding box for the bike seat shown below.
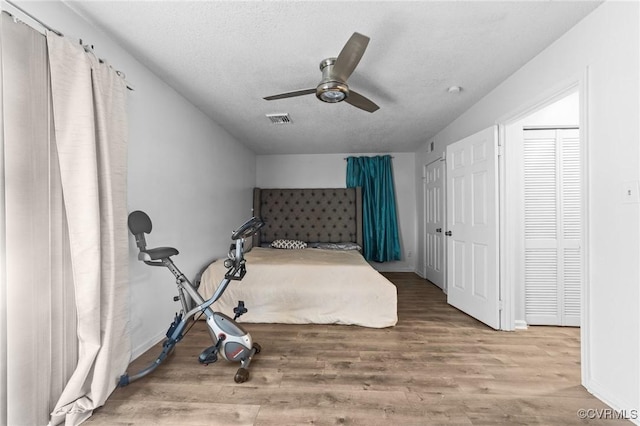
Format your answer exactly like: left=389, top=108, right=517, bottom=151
left=128, top=210, right=179, bottom=262
left=138, top=246, right=179, bottom=262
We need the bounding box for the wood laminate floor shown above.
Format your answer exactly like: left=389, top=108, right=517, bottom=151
left=86, top=273, right=629, bottom=425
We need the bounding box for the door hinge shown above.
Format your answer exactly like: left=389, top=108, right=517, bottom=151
left=497, top=145, right=504, bottom=157
left=498, top=300, right=504, bottom=311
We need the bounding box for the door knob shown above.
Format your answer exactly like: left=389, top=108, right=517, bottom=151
left=445, top=231, right=452, bottom=236
left=436, top=228, right=442, bottom=233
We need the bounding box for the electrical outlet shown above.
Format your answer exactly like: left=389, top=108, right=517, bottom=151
left=407, top=251, right=412, bottom=258
left=622, top=181, right=640, bottom=204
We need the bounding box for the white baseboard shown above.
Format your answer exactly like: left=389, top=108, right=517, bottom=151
left=131, top=330, right=165, bottom=360
left=514, top=320, right=529, bottom=330
left=586, top=378, right=640, bottom=425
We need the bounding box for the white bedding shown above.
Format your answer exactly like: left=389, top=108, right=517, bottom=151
left=199, top=247, right=397, bottom=328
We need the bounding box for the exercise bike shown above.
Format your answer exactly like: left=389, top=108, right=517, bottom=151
left=118, top=211, right=264, bottom=386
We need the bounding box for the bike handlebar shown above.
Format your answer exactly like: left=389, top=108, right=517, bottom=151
left=231, top=217, right=264, bottom=241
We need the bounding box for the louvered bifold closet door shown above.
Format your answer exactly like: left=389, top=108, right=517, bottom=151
left=523, top=128, right=581, bottom=326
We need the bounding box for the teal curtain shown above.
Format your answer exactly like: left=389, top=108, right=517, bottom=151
left=346, top=155, right=401, bottom=262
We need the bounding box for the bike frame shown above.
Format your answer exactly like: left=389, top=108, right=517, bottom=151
left=118, top=238, right=247, bottom=386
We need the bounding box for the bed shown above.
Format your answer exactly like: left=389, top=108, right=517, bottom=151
left=198, top=187, right=397, bottom=328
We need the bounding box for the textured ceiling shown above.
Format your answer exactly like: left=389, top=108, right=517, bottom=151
left=64, top=1, right=601, bottom=155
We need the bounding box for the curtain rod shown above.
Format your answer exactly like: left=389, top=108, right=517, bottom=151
left=5, top=0, right=62, bottom=36
left=343, top=155, right=395, bottom=160
left=4, top=0, right=134, bottom=91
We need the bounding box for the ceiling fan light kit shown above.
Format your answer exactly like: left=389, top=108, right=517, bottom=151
left=264, top=32, right=380, bottom=113
left=318, top=85, right=348, bottom=103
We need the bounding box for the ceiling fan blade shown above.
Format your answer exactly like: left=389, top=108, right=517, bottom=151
left=263, top=88, right=316, bottom=100
left=345, top=90, right=379, bottom=113
left=332, top=32, right=370, bottom=82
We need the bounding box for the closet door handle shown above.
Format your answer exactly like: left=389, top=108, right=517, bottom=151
left=445, top=231, right=452, bottom=236
left=436, top=228, right=442, bottom=233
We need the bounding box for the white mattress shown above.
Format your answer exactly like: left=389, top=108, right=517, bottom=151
left=199, top=247, right=397, bottom=328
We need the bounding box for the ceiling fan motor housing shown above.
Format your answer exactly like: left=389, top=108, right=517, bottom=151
left=316, top=58, right=349, bottom=103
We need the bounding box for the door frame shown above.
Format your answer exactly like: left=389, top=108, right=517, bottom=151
left=496, top=69, right=590, bottom=384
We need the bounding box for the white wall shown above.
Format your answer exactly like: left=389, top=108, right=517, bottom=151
left=257, top=153, right=417, bottom=272
left=522, top=90, right=579, bottom=127
left=9, top=1, right=257, bottom=358
left=416, top=1, right=639, bottom=416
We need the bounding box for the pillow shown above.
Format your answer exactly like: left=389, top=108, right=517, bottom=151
left=270, top=239, right=307, bottom=249
left=308, top=242, right=362, bottom=251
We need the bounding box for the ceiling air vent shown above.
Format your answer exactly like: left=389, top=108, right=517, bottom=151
left=266, top=113, right=292, bottom=125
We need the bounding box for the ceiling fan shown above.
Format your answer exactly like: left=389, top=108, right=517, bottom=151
left=263, top=32, right=380, bottom=113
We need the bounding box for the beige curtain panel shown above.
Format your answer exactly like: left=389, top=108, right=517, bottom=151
left=46, top=32, right=130, bottom=426
left=1, top=12, right=77, bottom=426
left=0, top=12, right=130, bottom=425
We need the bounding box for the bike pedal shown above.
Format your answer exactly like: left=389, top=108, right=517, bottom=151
left=198, top=346, right=218, bottom=365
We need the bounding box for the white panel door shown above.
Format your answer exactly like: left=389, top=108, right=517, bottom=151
left=523, top=128, right=581, bottom=326
left=446, top=126, right=500, bottom=329
left=424, top=160, right=445, bottom=289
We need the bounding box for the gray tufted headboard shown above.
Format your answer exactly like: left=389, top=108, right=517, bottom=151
left=252, top=187, right=362, bottom=247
